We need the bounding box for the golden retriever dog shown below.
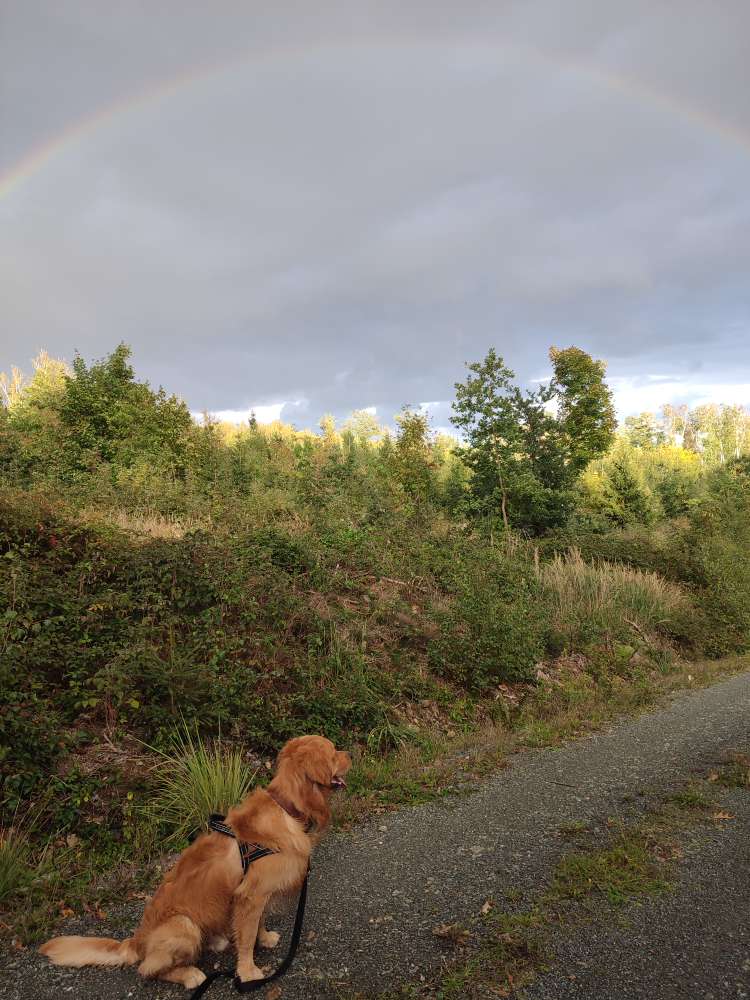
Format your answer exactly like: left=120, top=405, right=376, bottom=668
left=40, top=735, right=351, bottom=990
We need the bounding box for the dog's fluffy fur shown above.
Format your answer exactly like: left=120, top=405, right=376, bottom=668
left=40, top=735, right=351, bottom=990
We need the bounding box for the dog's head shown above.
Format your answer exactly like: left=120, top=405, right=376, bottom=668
left=276, top=735, right=351, bottom=794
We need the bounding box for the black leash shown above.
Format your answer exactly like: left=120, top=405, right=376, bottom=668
left=189, top=870, right=309, bottom=998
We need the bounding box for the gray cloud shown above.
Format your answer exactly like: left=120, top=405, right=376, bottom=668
left=1, top=1, right=749, bottom=425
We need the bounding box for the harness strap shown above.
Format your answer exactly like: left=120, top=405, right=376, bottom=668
left=208, top=813, right=276, bottom=876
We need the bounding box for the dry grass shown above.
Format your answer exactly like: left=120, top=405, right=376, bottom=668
left=538, top=548, right=689, bottom=642
left=0, top=825, right=31, bottom=903
left=80, top=508, right=209, bottom=539
left=0, top=811, right=57, bottom=908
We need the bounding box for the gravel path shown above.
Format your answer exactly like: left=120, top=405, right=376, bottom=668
left=3, top=669, right=749, bottom=1000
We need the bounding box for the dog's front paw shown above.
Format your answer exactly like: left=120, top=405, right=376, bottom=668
left=236, top=962, right=266, bottom=983
left=182, top=969, right=206, bottom=990
left=258, top=929, right=281, bottom=950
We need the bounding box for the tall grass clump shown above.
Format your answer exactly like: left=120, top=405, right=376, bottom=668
left=148, top=727, right=257, bottom=846
left=0, top=825, right=31, bottom=903
left=538, top=548, right=690, bottom=650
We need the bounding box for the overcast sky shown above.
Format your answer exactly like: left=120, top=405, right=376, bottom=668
left=1, top=1, right=749, bottom=430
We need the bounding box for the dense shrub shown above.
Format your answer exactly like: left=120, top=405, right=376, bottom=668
left=0, top=486, right=517, bottom=810
left=537, top=524, right=685, bottom=580
left=681, top=459, right=750, bottom=655
left=540, top=460, right=750, bottom=655
left=428, top=544, right=545, bottom=691
left=690, top=534, right=750, bottom=655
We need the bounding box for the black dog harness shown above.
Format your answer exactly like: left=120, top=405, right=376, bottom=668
left=208, top=813, right=277, bottom=874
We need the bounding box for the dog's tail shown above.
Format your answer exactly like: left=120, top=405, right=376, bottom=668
left=39, top=935, right=138, bottom=968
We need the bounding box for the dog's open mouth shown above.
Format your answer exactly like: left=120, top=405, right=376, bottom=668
left=330, top=775, right=347, bottom=790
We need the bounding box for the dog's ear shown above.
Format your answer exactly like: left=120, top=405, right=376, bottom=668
left=302, top=744, right=335, bottom=787
left=335, top=750, right=352, bottom=776
left=275, top=740, right=293, bottom=771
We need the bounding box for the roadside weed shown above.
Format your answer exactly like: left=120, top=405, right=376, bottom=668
left=147, top=725, right=257, bottom=846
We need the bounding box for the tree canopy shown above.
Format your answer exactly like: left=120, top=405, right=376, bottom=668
left=451, top=346, right=616, bottom=532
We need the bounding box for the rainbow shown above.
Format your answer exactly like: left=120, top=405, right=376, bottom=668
left=1, top=36, right=747, bottom=202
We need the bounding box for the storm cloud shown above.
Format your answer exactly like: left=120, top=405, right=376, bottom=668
left=1, top=1, right=749, bottom=427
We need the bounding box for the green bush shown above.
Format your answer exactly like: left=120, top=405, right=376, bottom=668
left=0, top=486, right=493, bottom=815
left=428, top=546, right=544, bottom=691
left=691, top=534, right=750, bottom=655
left=681, top=459, right=750, bottom=655
left=541, top=460, right=750, bottom=656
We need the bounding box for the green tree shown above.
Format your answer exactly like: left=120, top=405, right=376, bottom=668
left=393, top=408, right=434, bottom=500
left=549, top=346, right=617, bottom=474
left=318, top=413, right=338, bottom=446
left=646, top=444, right=701, bottom=517
left=623, top=411, right=666, bottom=449
left=58, top=344, right=192, bottom=475
left=342, top=409, right=384, bottom=444
left=1, top=351, right=70, bottom=479
left=604, top=452, right=658, bottom=526
left=451, top=348, right=530, bottom=528
left=451, top=346, right=615, bottom=532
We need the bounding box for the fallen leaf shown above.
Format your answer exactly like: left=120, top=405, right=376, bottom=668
left=652, top=843, right=683, bottom=862
left=65, top=833, right=80, bottom=848
left=432, top=923, right=471, bottom=946
left=480, top=900, right=493, bottom=916
left=305, top=930, right=317, bottom=943
left=707, top=770, right=720, bottom=782
left=265, top=986, right=282, bottom=1000
left=712, top=810, right=735, bottom=821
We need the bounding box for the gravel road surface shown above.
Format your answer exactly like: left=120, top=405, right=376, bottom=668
left=522, top=786, right=750, bottom=1000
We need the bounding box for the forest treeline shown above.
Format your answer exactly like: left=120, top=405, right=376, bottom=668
left=2, top=343, right=748, bottom=531
left=1, top=343, right=749, bottom=926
